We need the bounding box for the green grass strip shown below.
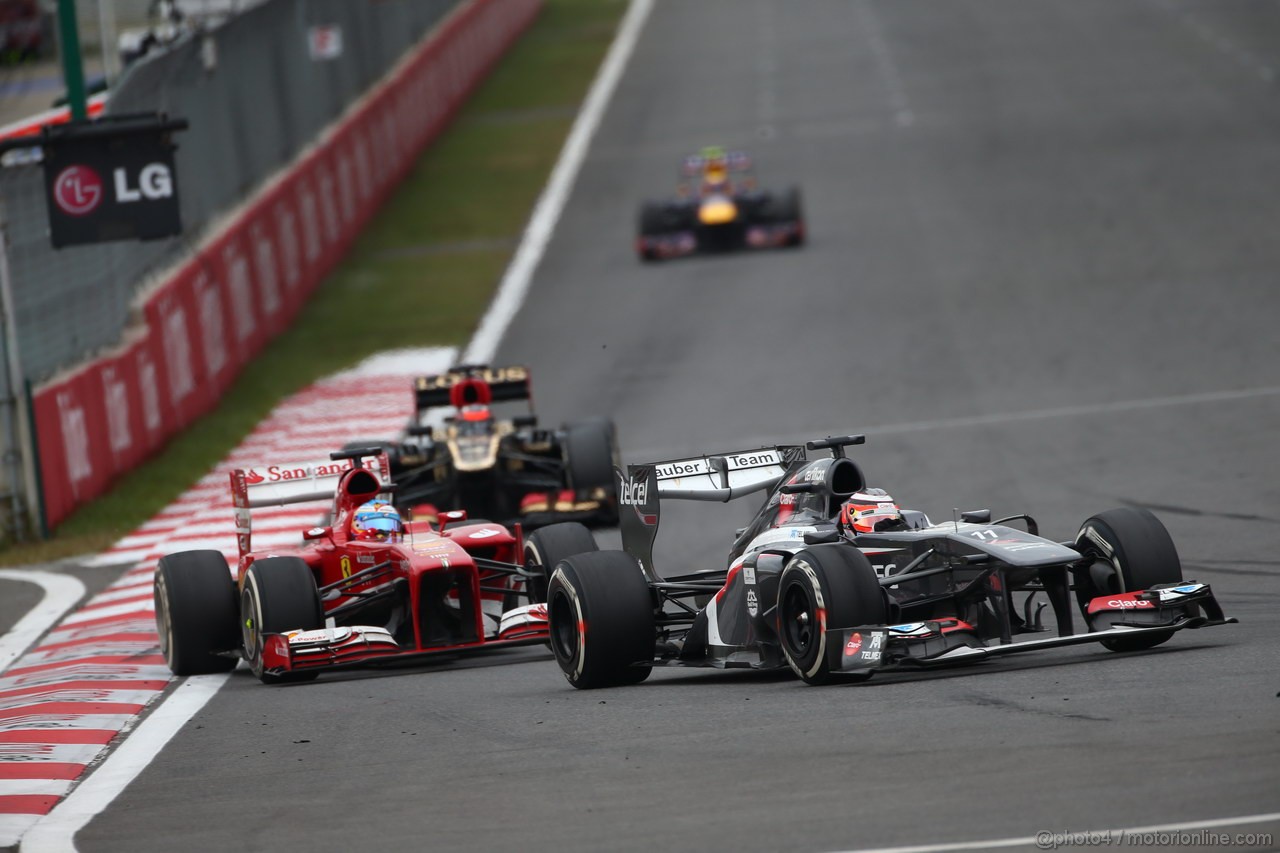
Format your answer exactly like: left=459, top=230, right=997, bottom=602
left=0, top=0, right=627, bottom=567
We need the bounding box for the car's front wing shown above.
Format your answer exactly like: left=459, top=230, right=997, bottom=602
left=828, top=581, right=1234, bottom=676
left=258, top=605, right=549, bottom=677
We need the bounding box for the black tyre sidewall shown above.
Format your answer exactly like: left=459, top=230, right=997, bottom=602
left=240, top=557, right=324, bottom=681
left=154, top=550, right=239, bottom=675
left=778, top=545, right=886, bottom=685
left=565, top=419, right=620, bottom=525
left=546, top=552, right=654, bottom=689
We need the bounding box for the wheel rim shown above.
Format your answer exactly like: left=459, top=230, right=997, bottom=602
left=781, top=582, right=814, bottom=657
left=240, top=585, right=261, bottom=664
left=154, top=576, right=173, bottom=661
left=524, top=543, right=546, bottom=604
left=549, top=587, right=579, bottom=664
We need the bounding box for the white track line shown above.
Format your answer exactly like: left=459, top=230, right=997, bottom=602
left=462, top=0, right=654, bottom=364
left=627, top=383, right=1280, bottom=460
left=0, top=572, right=86, bottom=674
left=827, top=811, right=1280, bottom=853
left=22, top=5, right=654, bottom=851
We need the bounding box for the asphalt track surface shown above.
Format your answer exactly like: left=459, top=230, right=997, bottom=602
left=18, top=1, right=1280, bottom=851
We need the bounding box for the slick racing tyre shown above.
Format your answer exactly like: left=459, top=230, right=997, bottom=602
left=778, top=545, right=887, bottom=685
left=154, top=550, right=239, bottom=675
left=565, top=418, right=621, bottom=526
left=240, top=557, right=324, bottom=684
left=774, top=187, right=805, bottom=246
left=1074, top=507, right=1183, bottom=652
left=521, top=522, right=599, bottom=606
left=547, top=551, right=655, bottom=689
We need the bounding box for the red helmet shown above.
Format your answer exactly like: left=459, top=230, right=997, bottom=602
left=840, top=489, right=902, bottom=534
left=351, top=501, right=403, bottom=543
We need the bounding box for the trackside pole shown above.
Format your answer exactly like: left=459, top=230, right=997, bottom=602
left=0, top=203, right=42, bottom=540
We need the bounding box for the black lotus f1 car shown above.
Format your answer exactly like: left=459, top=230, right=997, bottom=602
left=361, top=365, right=620, bottom=530
left=636, top=147, right=804, bottom=261
left=545, top=435, right=1234, bottom=688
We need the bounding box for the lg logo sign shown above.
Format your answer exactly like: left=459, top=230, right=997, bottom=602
left=42, top=118, right=185, bottom=248
left=52, top=163, right=174, bottom=217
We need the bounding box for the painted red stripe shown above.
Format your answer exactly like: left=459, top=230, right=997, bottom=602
left=0, top=794, right=61, bottom=815
left=0, top=702, right=144, bottom=720
left=0, top=730, right=117, bottom=745
left=0, top=763, right=86, bottom=780
left=3, top=655, right=165, bottom=677
left=78, top=593, right=153, bottom=612
left=30, top=633, right=159, bottom=654
left=40, top=612, right=151, bottom=631
left=0, top=680, right=168, bottom=700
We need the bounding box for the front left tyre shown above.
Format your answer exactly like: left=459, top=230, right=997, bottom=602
left=547, top=551, right=655, bottom=688
left=154, top=550, right=239, bottom=675
left=777, top=545, right=887, bottom=685
left=240, top=557, right=324, bottom=683
left=1074, top=507, right=1184, bottom=652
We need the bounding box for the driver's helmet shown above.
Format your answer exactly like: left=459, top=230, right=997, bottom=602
left=700, top=147, right=730, bottom=189
left=351, top=501, right=403, bottom=543
left=839, top=489, right=903, bottom=534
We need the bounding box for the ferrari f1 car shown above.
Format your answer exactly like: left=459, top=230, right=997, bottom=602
left=545, top=435, right=1234, bottom=688
left=636, top=146, right=804, bottom=261
left=353, top=364, right=620, bottom=530
left=153, top=448, right=600, bottom=683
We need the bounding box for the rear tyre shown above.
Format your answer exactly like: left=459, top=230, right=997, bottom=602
left=637, top=202, right=668, bottom=261
left=775, top=187, right=805, bottom=246
left=1074, top=507, right=1183, bottom=652
left=547, top=551, right=655, bottom=688
left=240, top=557, right=324, bottom=684
left=777, top=545, right=887, bottom=685
left=154, top=550, right=239, bottom=675
left=565, top=417, right=620, bottom=526
left=521, top=522, right=599, bottom=606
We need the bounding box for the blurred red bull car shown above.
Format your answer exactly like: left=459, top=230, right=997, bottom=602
left=636, top=146, right=804, bottom=261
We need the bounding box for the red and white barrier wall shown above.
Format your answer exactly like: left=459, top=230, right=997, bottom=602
left=30, top=0, right=542, bottom=530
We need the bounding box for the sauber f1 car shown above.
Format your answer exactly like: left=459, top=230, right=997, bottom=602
left=545, top=435, right=1234, bottom=688
left=636, top=146, right=804, bottom=261
left=153, top=448, right=599, bottom=683
left=354, top=364, right=620, bottom=530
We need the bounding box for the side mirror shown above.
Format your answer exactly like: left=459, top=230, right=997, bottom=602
left=303, top=526, right=332, bottom=541
left=960, top=509, right=992, bottom=524
left=780, top=482, right=817, bottom=495
left=438, top=509, right=467, bottom=532
left=803, top=529, right=840, bottom=545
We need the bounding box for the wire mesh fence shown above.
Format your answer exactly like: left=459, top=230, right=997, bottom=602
left=0, top=0, right=464, bottom=539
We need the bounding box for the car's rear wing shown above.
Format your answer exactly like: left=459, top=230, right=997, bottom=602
left=413, top=364, right=533, bottom=413
left=615, top=446, right=806, bottom=582
left=230, top=453, right=391, bottom=558
left=681, top=149, right=752, bottom=176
